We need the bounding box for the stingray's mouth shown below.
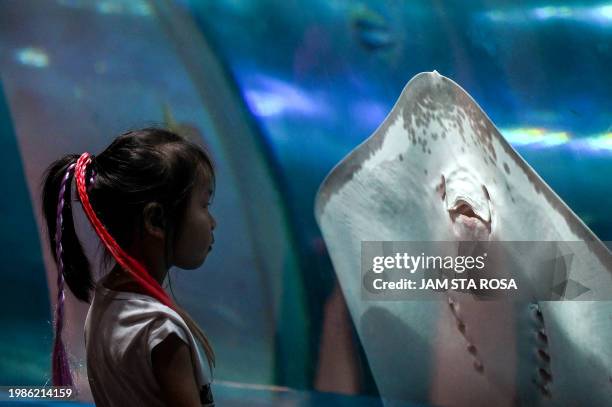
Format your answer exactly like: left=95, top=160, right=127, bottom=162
left=439, top=170, right=493, bottom=238
left=449, top=200, right=486, bottom=222
left=448, top=199, right=492, bottom=235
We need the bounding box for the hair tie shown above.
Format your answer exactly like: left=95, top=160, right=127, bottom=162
left=87, top=157, right=96, bottom=192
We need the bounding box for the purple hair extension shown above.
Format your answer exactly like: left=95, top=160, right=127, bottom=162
left=52, top=162, right=76, bottom=387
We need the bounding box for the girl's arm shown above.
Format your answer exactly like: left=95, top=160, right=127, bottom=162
left=152, top=333, right=201, bottom=407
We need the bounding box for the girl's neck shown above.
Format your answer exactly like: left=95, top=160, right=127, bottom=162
left=102, top=263, right=168, bottom=294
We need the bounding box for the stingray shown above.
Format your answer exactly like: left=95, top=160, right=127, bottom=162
left=314, top=72, right=612, bottom=406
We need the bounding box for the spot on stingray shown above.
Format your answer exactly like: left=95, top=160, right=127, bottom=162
left=424, top=169, right=428, bottom=175
left=399, top=154, right=403, bottom=161
left=427, top=148, right=432, bottom=154
left=503, top=162, right=510, bottom=175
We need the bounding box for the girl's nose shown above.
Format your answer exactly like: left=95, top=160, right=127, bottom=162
left=210, top=214, right=217, bottom=230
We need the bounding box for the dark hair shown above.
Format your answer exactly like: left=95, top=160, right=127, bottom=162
left=41, top=128, right=216, bottom=385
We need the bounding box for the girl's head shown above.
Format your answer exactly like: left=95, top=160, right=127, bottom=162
left=41, top=128, right=216, bottom=385
left=43, top=128, right=216, bottom=300
left=90, top=127, right=216, bottom=273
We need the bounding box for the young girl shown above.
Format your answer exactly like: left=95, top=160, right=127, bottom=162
left=41, top=128, right=217, bottom=406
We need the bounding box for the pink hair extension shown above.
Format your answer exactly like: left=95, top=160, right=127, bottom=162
left=74, top=153, right=173, bottom=307
left=52, top=162, right=76, bottom=387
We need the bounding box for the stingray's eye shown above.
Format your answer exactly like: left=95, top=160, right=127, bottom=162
left=482, top=185, right=491, bottom=201
left=436, top=175, right=446, bottom=200
left=444, top=169, right=492, bottom=239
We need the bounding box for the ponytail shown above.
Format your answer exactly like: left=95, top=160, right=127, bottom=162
left=41, top=155, right=94, bottom=386
left=42, top=155, right=94, bottom=302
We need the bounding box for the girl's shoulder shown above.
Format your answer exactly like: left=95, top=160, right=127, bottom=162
left=92, top=282, right=187, bottom=328
left=88, top=282, right=213, bottom=384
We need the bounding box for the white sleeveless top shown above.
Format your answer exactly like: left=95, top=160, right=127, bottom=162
left=84, top=283, right=214, bottom=406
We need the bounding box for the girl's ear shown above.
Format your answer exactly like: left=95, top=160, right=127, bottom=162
left=143, top=202, right=166, bottom=239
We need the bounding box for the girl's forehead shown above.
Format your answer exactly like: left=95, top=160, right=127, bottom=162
left=195, top=164, right=214, bottom=195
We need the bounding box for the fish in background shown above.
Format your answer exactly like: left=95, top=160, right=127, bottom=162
left=350, top=5, right=395, bottom=52
left=315, top=71, right=612, bottom=406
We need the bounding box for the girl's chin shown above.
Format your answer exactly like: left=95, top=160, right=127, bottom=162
left=200, top=247, right=211, bottom=262
left=178, top=253, right=209, bottom=270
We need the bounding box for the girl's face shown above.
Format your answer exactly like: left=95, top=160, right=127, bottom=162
left=172, top=169, right=216, bottom=269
